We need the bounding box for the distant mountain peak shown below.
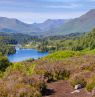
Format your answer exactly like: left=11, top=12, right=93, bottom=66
left=74, top=9, right=95, bottom=23
left=86, top=9, right=95, bottom=15
left=0, top=9, right=95, bottom=36
left=55, top=9, right=95, bottom=35
left=88, top=9, right=95, bottom=13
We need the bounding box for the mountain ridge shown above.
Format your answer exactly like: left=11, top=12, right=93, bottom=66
left=56, top=9, right=95, bottom=35
left=0, top=17, right=69, bottom=35
left=0, top=9, right=95, bottom=36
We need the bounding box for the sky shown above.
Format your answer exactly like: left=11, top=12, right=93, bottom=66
left=0, top=0, right=95, bottom=24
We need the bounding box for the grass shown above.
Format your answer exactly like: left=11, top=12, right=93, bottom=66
left=45, top=50, right=84, bottom=60
left=70, top=76, right=87, bottom=88
left=4, top=63, right=37, bottom=77
left=83, top=49, right=95, bottom=55
left=86, top=81, right=95, bottom=92
left=86, top=77, right=95, bottom=92
left=27, top=64, right=36, bottom=75
left=1, top=49, right=95, bottom=96
left=44, top=49, right=95, bottom=61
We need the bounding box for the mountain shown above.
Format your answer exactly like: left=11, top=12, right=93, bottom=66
left=0, top=17, right=68, bottom=36
left=0, top=17, right=41, bottom=34
left=0, top=9, right=95, bottom=36
left=56, top=9, right=95, bottom=35
left=32, top=19, right=69, bottom=31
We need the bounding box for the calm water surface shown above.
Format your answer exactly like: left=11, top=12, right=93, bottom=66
left=8, top=49, right=48, bottom=62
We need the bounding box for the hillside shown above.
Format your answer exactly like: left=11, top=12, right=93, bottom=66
left=0, top=9, right=95, bottom=36
left=0, top=50, right=95, bottom=97
left=0, top=17, right=67, bottom=35
left=0, top=36, right=16, bottom=55
left=0, top=27, right=95, bottom=97
left=35, top=28, right=95, bottom=52
left=56, top=9, right=95, bottom=35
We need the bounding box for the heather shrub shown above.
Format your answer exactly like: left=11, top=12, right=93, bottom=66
left=4, top=63, right=36, bottom=77
left=0, top=70, right=46, bottom=97
left=86, top=81, right=95, bottom=92
left=29, top=75, right=47, bottom=94
left=0, top=62, right=48, bottom=96
left=86, top=78, right=95, bottom=92
left=70, top=76, right=87, bottom=88
left=0, top=82, right=41, bottom=97
left=10, top=83, right=41, bottom=97
left=0, top=81, right=8, bottom=97
left=44, top=67, right=70, bottom=82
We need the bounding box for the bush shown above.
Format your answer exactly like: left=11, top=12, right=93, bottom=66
left=70, top=76, right=87, bottom=88
left=86, top=82, right=95, bottom=92
left=1, top=70, right=47, bottom=97
left=0, top=82, right=41, bottom=97
left=24, top=58, right=34, bottom=62
left=44, top=68, right=70, bottom=82
left=0, top=55, right=11, bottom=72
left=4, top=63, right=37, bottom=78
left=86, top=79, right=95, bottom=92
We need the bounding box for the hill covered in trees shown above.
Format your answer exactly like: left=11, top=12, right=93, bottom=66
left=0, top=36, right=16, bottom=55
left=30, top=28, right=95, bottom=52
left=60, top=28, right=95, bottom=51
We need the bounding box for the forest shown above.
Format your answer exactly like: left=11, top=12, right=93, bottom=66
left=24, top=29, right=95, bottom=52
left=0, top=32, right=41, bottom=55
left=0, top=36, right=16, bottom=55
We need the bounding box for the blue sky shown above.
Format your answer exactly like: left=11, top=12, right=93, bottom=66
left=0, top=0, right=95, bottom=23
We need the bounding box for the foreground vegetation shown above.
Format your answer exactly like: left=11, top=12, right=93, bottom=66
left=1, top=29, right=95, bottom=96
left=0, top=49, right=95, bottom=96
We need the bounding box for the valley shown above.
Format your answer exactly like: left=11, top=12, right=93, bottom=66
left=0, top=5, right=95, bottom=97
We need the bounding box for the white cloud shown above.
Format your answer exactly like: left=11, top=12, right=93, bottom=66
left=47, top=3, right=80, bottom=9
